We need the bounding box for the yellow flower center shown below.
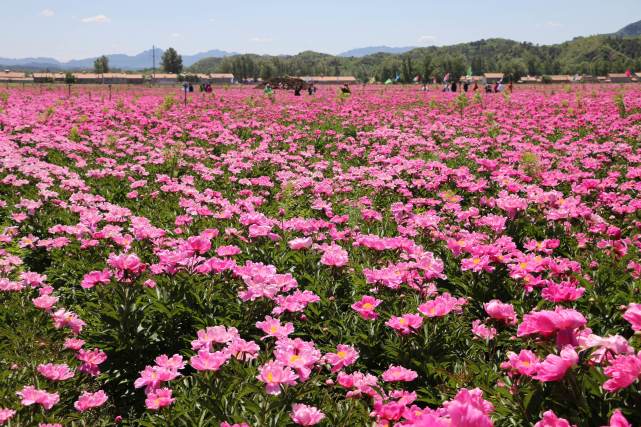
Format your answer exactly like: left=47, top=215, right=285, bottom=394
left=266, top=372, right=274, bottom=382
left=289, top=355, right=300, bottom=363
left=362, top=303, right=373, bottom=310
left=337, top=351, right=347, bottom=359
left=473, top=258, right=481, bottom=265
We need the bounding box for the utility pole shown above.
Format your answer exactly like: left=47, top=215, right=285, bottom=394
left=152, top=45, right=156, bottom=85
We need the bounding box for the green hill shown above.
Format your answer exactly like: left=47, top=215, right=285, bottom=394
left=188, top=35, right=641, bottom=83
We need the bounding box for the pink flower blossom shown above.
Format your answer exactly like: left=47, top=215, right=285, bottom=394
left=320, top=244, right=348, bottom=267
left=290, top=403, right=325, bottom=426
left=602, top=354, right=641, bottom=392
left=16, top=386, right=59, bottom=410
left=381, top=365, right=418, bottom=382
left=534, top=410, right=576, bottom=427
left=351, top=295, right=382, bottom=320
left=37, top=363, right=74, bottom=381
left=534, top=346, right=579, bottom=382
left=483, top=299, right=517, bottom=324
left=256, top=360, right=298, bottom=395
left=74, top=390, right=108, bottom=412
left=145, top=388, right=175, bottom=410
left=324, top=344, right=359, bottom=373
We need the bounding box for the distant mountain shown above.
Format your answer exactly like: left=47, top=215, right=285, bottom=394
left=339, top=46, right=417, bottom=57
left=0, top=48, right=237, bottom=71
left=615, top=20, right=641, bottom=37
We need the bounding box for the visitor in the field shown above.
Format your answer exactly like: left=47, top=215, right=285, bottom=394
left=463, top=81, right=469, bottom=92
left=451, top=81, right=457, bottom=93
left=341, top=84, right=351, bottom=95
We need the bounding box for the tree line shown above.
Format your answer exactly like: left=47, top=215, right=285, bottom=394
left=186, top=36, right=641, bottom=83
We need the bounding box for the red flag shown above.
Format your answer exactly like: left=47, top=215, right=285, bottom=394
left=626, top=69, right=632, bottom=78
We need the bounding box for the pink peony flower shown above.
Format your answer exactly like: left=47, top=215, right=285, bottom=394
left=16, top=386, right=59, bottom=410
left=534, top=410, right=576, bottom=427
left=80, top=269, right=112, bottom=289
left=190, top=350, right=231, bottom=372
left=351, top=295, right=382, bottom=320
left=324, top=344, right=359, bottom=373
left=74, top=390, right=108, bottom=412
left=37, top=363, right=75, bottom=381
left=145, top=388, right=175, bottom=410
left=256, top=316, right=295, bottom=340
left=602, top=354, right=641, bottom=392
left=605, top=409, right=631, bottom=427
left=381, top=365, right=418, bottom=382
left=471, top=320, right=497, bottom=340
left=320, top=244, right=348, bottom=267
left=256, top=360, right=298, bottom=395
left=288, top=237, right=312, bottom=250
left=0, top=408, right=16, bottom=425
left=484, top=299, right=517, bottom=324
left=534, top=346, right=578, bottom=382
left=386, top=314, right=423, bottom=335
left=290, top=403, right=325, bottom=426
left=623, top=303, right=641, bottom=331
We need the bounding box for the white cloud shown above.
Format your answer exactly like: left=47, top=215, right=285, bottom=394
left=171, top=32, right=182, bottom=38
left=418, top=35, right=437, bottom=44
left=40, top=9, right=55, bottom=17
left=81, top=14, right=111, bottom=24
left=209, top=18, right=216, bottom=22
left=250, top=37, right=273, bottom=43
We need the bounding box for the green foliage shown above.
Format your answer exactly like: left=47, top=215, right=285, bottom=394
left=94, top=55, right=110, bottom=74
left=162, top=47, right=184, bottom=74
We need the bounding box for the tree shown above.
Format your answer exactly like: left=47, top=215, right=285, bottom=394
left=420, top=55, right=434, bottom=83
left=94, top=55, right=109, bottom=74
left=161, top=48, right=183, bottom=74
left=400, top=55, right=414, bottom=83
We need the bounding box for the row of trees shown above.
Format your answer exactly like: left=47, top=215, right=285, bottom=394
left=188, top=36, right=641, bottom=83
left=93, top=48, right=184, bottom=74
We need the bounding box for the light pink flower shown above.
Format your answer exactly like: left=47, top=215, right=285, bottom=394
left=381, top=365, right=418, bottom=382
left=74, top=390, right=108, bottom=412
left=145, top=388, right=175, bottom=410
left=37, top=363, right=74, bottom=381
left=256, top=360, right=298, bottom=395
left=16, top=386, right=59, bottom=410
left=290, top=403, right=325, bottom=426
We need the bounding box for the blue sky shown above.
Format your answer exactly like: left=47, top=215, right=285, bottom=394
left=3, top=0, right=641, bottom=60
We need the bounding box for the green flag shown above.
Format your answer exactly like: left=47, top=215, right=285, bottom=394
left=466, top=65, right=473, bottom=77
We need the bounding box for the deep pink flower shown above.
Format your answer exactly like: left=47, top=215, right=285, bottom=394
left=623, top=303, right=641, bottom=331
left=534, top=410, right=576, bottom=427
left=351, top=295, right=382, bottom=320
left=534, top=346, right=578, bottom=382
left=603, top=354, right=641, bottom=392
left=320, top=244, right=348, bottom=267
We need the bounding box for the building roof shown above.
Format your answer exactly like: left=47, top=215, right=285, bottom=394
left=483, top=73, right=504, bottom=79
left=519, top=76, right=540, bottom=82
left=0, top=71, right=26, bottom=79
left=103, top=73, right=144, bottom=79
left=548, top=75, right=571, bottom=82
left=73, top=73, right=103, bottom=79
left=210, top=73, right=234, bottom=79
left=608, top=73, right=631, bottom=78
left=302, top=76, right=357, bottom=82
left=150, top=73, right=178, bottom=79
left=32, top=73, right=66, bottom=79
